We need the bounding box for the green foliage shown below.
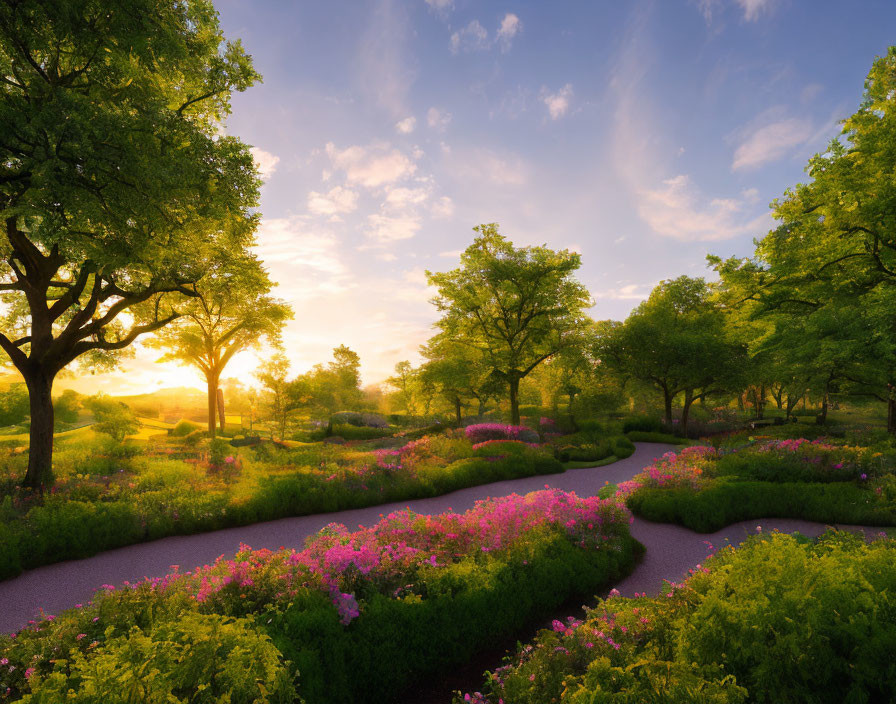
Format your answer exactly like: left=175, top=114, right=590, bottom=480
left=622, top=415, right=666, bottom=434
left=22, top=612, right=296, bottom=704
left=464, top=532, right=896, bottom=704
left=0, top=0, right=262, bottom=490
left=625, top=430, right=684, bottom=444
left=53, top=390, right=80, bottom=425
left=83, top=395, right=138, bottom=442
left=427, top=224, right=592, bottom=424
left=267, top=534, right=642, bottom=704
left=0, top=384, right=29, bottom=427
left=628, top=479, right=896, bottom=533
left=171, top=420, right=203, bottom=437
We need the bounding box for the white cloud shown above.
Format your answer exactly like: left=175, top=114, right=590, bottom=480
left=325, top=142, right=418, bottom=188
left=736, top=0, right=774, bottom=21
left=366, top=213, right=423, bottom=242
left=431, top=196, right=455, bottom=219
left=426, top=107, right=452, bottom=131
left=496, top=13, right=521, bottom=50
left=450, top=20, right=488, bottom=53
left=425, top=0, right=453, bottom=14
left=253, top=218, right=351, bottom=297
left=638, top=174, right=769, bottom=241
left=608, top=11, right=770, bottom=242
left=439, top=249, right=462, bottom=258
left=384, top=186, right=429, bottom=208
left=593, top=283, right=656, bottom=301
left=542, top=84, right=573, bottom=120
left=250, top=147, right=280, bottom=180
left=307, top=186, right=359, bottom=216
left=731, top=117, right=811, bottom=170
left=395, top=116, right=417, bottom=134
left=449, top=148, right=530, bottom=186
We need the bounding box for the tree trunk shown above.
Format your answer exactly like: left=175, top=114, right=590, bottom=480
left=887, top=385, right=895, bottom=436
left=818, top=393, right=829, bottom=425
left=681, top=390, right=695, bottom=438
left=757, top=384, right=765, bottom=420
left=509, top=377, right=521, bottom=425
left=454, top=396, right=462, bottom=425
left=217, top=387, right=225, bottom=431
left=206, top=374, right=219, bottom=438
left=23, top=370, right=55, bottom=492
left=477, top=398, right=485, bottom=417
left=567, top=391, right=576, bottom=430
left=663, top=388, right=673, bottom=427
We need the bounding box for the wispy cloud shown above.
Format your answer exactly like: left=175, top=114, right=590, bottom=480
left=736, top=0, right=775, bottom=22
left=541, top=84, right=573, bottom=120
left=395, top=116, right=416, bottom=134
left=250, top=147, right=279, bottom=179
left=450, top=20, right=488, bottom=53
left=366, top=213, right=423, bottom=242
left=593, top=282, right=657, bottom=301
left=357, top=0, right=415, bottom=117
left=424, top=0, right=453, bottom=15
left=609, top=8, right=769, bottom=241
left=731, top=116, right=812, bottom=170
left=496, top=13, right=522, bottom=50
left=325, top=142, right=418, bottom=188
left=307, top=186, right=359, bottom=216
left=427, top=107, right=452, bottom=131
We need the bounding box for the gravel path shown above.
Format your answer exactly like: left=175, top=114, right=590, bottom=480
left=0, top=442, right=889, bottom=634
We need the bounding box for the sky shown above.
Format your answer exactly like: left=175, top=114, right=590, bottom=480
left=58, top=0, right=896, bottom=396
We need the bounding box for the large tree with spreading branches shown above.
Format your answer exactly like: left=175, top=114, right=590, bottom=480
left=0, top=0, right=260, bottom=489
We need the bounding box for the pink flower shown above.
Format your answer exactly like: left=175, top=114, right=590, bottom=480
left=24, top=667, right=34, bottom=679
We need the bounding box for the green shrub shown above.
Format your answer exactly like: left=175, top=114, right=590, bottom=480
left=23, top=612, right=296, bottom=704
left=181, top=428, right=205, bottom=447
left=171, top=420, right=203, bottom=437
left=329, top=423, right=394, bottom=440
left=625, top=430, right=682, bottom=444
left=462, top=531, right=896, bottom=704
left=268, top=533, right=642, bottom=704
left=622, top=415, right=665, bottom=433
left=627, top=479, right=896, bottom=532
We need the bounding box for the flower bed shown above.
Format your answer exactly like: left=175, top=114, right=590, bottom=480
left=0, top=490, right=642, bottom=704
left=0, top=431, right=563, bottom=581
left=620, top=439, right=896, bottom=532
left=459, top=530, right=896, bottom=704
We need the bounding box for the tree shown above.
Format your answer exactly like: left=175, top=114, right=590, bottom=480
left=256, top=354, right=296, bottom=440
left=710, top=48, right=896, bottom=432
left=597, top=277, right=746, bottom=436
left=53, top=388, right=80, bottom=425
left=419, top=337, right=501, bottom=424
left=387, top=360, right=418, bottom=416
left=83, top=394, right=137, bottom=442
left=151, top=253, right=291, bottom=437
left=0, top=383, right=28, bottom=426
left=427, top=224, right=591, bottom=424
left=290, top=346, right=364, bottom=417
left=0, top=0, right=260, bottom=490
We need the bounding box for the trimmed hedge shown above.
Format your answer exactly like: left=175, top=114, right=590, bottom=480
left=627, top=479, right=896, bottom=533
left=268, top=533, right=643, bottom=703
left=0, top=452, right=564, bottom=582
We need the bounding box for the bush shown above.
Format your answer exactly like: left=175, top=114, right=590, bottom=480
left=460, top=531, right=896, bottom=704
left=23, top=612, right=296, bottom=704
left=625, top=430, right=682, bottom=444
left=622, top=415, right=665, bottom=434
left=181, top=428, right=205, bottom=447
left=1, top=491, right=641, bottom=704
left=171, top=420, right=203, bottom=437
left=329, top=423, right=394, bottom=440
left=627, top=479, right=896, bottom=532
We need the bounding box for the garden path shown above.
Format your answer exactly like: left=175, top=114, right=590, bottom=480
left=0, top=442, right=888, bottom=634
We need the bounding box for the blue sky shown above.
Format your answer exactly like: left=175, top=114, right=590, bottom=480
left=69, top=0, right=896, bottom=394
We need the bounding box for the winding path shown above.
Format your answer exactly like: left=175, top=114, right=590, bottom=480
left=0, top=442, right=889, bottom=634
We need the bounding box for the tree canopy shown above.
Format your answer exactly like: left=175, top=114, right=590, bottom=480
left=0, top=0, right=261, bottom=488
left=427, top=224, right=591, bottom=424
